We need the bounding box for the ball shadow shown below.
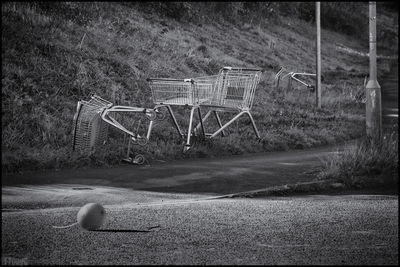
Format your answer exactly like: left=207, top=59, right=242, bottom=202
left=93, top=229, right=151, bottom=233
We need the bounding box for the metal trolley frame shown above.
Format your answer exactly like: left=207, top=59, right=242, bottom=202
left=72, top=66, right=262, bottom=159
left=146, top=78, right=204, bottom=152
left=147, top=67, right=262, bottom=152
left=72, top=94, right=158, bottom=164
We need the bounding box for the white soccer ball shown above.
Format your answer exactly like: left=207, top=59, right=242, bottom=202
left=77, top=203, right=106, bottom=230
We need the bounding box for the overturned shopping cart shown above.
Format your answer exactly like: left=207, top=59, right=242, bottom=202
left=147, top=67, right=262, bottom=152
left=274, top=66, right=315, bottom=91
left=72, top=94, right=160, bottom=164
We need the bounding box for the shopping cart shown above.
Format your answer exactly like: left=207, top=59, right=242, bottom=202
left=146, top=77, right=214, bottom=151
left=147, top=67, right=262, bottom=152
left=72, top=94, right=158, bottom=164
left=193, top=67, right=262, bottom=139
left=275, top=66, right=315, bottom=91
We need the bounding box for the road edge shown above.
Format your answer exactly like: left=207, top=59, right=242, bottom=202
left=217, top=179, right=346, bottom=198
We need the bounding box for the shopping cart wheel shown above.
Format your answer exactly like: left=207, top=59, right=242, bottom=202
left=133, top=154, right=145, bottom=165
left=145, top=109, right=157, bottom=121
left=135, top=136, right=148, bottom=146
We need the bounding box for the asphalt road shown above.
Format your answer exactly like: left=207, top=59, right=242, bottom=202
left=2, top=194, right=398, bottom=265
left=2, top=142, right=353, bottom=199
left=2, top=142, right=358, bottom=213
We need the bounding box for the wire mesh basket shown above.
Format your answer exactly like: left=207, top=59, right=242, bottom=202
left=209, top=68, right=261, bottom=110
left=148, top=67, right=261, bottom=110
left=72, top=95, right=113, bottom=154
left=148, top=78, right=212, bottom=106
left=192, top=74, right=219, bottom=104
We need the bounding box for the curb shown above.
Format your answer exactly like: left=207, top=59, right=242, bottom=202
left=218, top=179, right=345, bottom=198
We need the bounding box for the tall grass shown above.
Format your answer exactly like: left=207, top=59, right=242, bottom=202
left=318, top=132, right=399, bottom=188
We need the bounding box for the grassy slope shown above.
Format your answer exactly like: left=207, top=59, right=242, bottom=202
left=1, top=2, right=397, bottom=173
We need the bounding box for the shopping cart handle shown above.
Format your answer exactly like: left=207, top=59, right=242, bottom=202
left=223, top=66, right=263, bottom=72
left=147, top=78, right=194, bottom=83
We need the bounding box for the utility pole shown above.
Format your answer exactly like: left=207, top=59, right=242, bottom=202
left=365, top=2, right=382, bottom=142
left=315, top=2, right=322, bottom=108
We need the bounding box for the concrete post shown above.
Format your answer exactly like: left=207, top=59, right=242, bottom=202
left=365, top=2, right=382, bottom=141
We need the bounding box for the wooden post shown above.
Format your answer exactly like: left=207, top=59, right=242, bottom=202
left=365, top=2, right=382, bottom=141
left=315, top=2, right=322, bottom=108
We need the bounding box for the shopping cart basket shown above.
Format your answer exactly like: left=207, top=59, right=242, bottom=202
left=149, top=78, right=214, bottom=106
left=202, top=67, right=261, bottom=110
left=72, top=95, right=112, bottom=154
left=147, top=76, right=218, bottom=151
left=193, top=67, right=262, bottom=139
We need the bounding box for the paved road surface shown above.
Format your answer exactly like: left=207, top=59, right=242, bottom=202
left=2, top=143, right=353, bottom=210
left=2, top=194, right=398, bottom=265
left=3, top=142, right=354, bottom=195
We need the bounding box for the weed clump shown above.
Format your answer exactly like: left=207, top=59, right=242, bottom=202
left=318, top=132, right=399, bottom=189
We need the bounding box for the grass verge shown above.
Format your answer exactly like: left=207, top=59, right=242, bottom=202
left=317, top=131, right=398, bottom=191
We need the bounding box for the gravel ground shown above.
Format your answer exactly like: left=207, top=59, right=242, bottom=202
left=2, top=194, right=398, bottom=265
